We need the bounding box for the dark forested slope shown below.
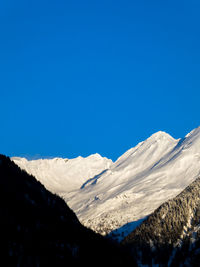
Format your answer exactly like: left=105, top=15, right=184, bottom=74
left=0, top=155, right=133, bottom=267
left=123, top=175, right=200, bottom=266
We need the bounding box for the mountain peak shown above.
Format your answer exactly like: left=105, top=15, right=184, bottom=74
left=185, top=126, right=200, bottom=139
left=87, top=153, right=103, bottom=159
left=12, top=127, right=200, bottom=243
left=148, top=131, right=175, bottom=142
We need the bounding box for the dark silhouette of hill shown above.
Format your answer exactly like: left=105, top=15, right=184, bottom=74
left=0, top=155, right=134, bottom=267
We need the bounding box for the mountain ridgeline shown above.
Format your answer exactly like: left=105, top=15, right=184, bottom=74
left=0, top=155, right=134, bottom=266
left=123, top=175, right=200, bottom=266
left=13, top=127, right=200, bottom=240
left=7, top=126, right=200, bottom=266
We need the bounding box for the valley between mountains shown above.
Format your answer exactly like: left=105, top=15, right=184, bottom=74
left=13, top=126, right=200, bottom=242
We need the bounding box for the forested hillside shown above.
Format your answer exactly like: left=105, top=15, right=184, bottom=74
left=0, top=155, right=133, bottom=266
left=123, top=176, right=200, bottom=266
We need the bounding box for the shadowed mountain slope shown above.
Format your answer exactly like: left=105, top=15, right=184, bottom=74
left=0, top=155, right=134, bottom=267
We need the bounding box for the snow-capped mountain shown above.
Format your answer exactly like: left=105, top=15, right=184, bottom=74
left=13, top=127, right=200, bottom=240
left=13, top=154, right=112, bottom=193
left=66, top=127, right=200, bottom=238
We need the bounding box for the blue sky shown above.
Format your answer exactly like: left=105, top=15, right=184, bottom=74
left=0, top=0, right=200, bottom=160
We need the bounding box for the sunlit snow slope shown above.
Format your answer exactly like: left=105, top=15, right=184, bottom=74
left=13, top=154, right=112, bottom=193
left=13, top=127, right=200, bottom=240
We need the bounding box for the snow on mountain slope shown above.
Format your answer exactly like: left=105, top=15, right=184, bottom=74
left=65, top=127, right=200, bottom=238
left=12, top=127, right=200, bottom=241
left=12, top=154, right=112, bottom=194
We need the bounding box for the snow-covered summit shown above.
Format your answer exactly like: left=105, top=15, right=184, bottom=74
left=66, top=127, right=200, bottom=237
left=113, top=130, right=176, bottom=171
left=147, top=130, right=175, bottom=141
left=13, top=154, right=112, bottom=193
left=12, top=127, right=200, bottom=240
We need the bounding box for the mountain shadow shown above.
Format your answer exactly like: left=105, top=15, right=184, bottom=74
left=0, top=155, right=135, bottom=267
left=108, top=217, right=146, bottom=242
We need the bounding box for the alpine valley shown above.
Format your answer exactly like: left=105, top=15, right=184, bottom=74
left=11, top=126, right=200, bottom=266
left=13, top=127, right=200, bottom=238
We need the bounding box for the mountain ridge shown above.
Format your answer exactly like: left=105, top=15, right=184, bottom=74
left=13, top=127, right=200, bottom=240
left=13, top=154, right=112, bottom=193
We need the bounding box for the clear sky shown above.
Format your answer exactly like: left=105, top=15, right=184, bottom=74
left=0, top=0, right=200, bottom=161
